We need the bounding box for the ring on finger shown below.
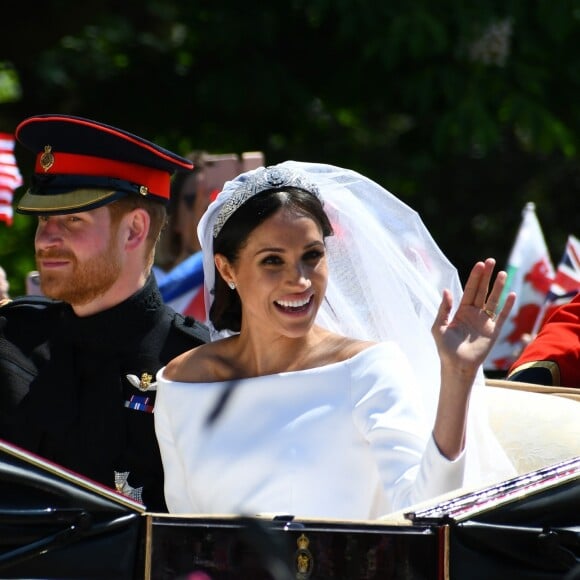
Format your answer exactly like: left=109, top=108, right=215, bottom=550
left=483, top=308, right=497, bottom=321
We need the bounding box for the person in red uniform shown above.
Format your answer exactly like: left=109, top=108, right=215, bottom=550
left=507, top=292, right=580, bottom=388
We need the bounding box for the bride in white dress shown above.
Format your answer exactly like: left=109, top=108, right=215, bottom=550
left=154, top=162, right=516, bottom=519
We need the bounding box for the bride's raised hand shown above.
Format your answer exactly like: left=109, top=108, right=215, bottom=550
left=432, top=258, right=516, bottom=373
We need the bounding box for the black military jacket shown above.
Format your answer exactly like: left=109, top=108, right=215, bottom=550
left=0, top=275, right=208, bottom=511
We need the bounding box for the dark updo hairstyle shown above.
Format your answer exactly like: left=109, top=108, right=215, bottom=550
left=210, top=187, right=334, bottom=332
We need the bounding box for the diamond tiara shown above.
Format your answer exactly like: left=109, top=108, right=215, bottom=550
left=212, top=165, right=321, bottom=238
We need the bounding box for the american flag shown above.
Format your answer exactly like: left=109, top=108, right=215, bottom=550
left=0, top=133, right=23, bottom=226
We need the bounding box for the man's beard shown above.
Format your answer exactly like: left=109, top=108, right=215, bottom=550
left=37, top=238, right=122, bottom=306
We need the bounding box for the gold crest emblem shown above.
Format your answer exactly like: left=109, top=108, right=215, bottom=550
left=295, top=533, right=313, bottom=579
left=125, top=372, right=158, bottom=391
left=40, top=145, right=55, bottom=172
left=139, top=372, right=153, bottom=391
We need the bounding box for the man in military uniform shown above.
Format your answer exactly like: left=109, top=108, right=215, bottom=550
left=0, top=114, right=209, bottom=511
left=507, top=292, right=580, bottom=388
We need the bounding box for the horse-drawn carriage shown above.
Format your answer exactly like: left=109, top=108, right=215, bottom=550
left=0, top=379, right=578, bottom=579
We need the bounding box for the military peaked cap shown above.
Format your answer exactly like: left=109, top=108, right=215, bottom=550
left=15, top=114, right=194, bottom=215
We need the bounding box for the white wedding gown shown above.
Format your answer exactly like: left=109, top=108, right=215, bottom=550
left=155, top=342, right=464, bottom=519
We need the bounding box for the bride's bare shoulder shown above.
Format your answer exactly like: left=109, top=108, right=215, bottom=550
left=163, top=339, right=235, bottom=383
left=321, top=332, right=377, bottom=364
left=337, top=337, right=377, bottom=359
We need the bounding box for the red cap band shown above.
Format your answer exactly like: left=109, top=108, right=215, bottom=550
left=35, top=151, right=170, bottom=199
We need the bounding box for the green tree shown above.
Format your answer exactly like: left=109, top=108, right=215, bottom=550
left=1, top=1, right=579, bottom=295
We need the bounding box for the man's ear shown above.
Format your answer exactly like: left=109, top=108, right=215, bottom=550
left=125, top=208, right=150, bottom=250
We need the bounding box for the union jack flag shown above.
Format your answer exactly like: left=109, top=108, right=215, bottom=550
left=531, top=234, right=580, bottom=333
left=549, top=234, right=580, bottom=297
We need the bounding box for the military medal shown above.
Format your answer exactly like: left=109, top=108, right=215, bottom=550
left=126, top=372, right=157, bottom=391
left=114, top=471, right=144, bottom=504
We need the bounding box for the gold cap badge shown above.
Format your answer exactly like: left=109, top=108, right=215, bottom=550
left=40, top=145, right=55, bottom=172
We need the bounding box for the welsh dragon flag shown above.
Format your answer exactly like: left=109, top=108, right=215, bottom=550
left=484, top=202, right=554, bottom=372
